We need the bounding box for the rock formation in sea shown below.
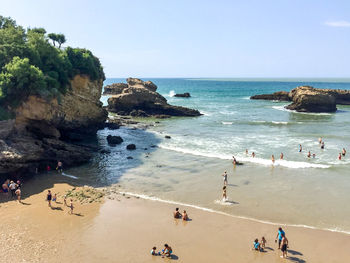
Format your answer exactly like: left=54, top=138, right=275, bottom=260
left=250, top=86, right=350, bottom=113
left=105, top=78, right=201, bottom=117
left=0, top=75, right=107, bottom=177
left=174, top=92, right=191, bottom=98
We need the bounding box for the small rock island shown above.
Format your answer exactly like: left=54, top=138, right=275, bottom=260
left=104, top=78, right=201, bottom=117
left=251, top=86, right=350, bottom=113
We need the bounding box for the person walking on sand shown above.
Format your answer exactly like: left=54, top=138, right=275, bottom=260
left=261, top=236, right=266, bottom=249
left=68, top=199, right=74, bottom=214
left=47, top=190, right=52, bottom=208
left=222, top=186, right=227, bottom=201
left=275, top=227, right=285, bottom=249
left=280, top=153, right=284, bottom=160
left=280, top=234, right=289, bottom=258
left=222, top=171, right=228, bottom=186
left=15, top=187, right=21, bottom=203
left=9, top=181, right=17, bottom=198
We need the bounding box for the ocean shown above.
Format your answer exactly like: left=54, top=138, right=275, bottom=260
left=68, top=78, right=350, bottom=234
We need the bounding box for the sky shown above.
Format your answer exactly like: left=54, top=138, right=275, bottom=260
left=1, top=0, right=350, bottom=78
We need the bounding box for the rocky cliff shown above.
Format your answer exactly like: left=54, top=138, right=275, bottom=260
left=105, top=78, right=201, bottom=117
left=250, top=86, right=350, bottom=113
left=0, top=75, right=107, bottom=178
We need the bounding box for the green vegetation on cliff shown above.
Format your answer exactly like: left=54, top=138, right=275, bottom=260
left=0, top=15, right=104, bottom=111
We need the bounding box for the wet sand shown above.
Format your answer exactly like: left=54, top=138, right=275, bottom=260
left=1, top=182, right=349, bottom=262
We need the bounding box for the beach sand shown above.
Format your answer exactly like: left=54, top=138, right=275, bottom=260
left=1, top=182, right=349, bottom=262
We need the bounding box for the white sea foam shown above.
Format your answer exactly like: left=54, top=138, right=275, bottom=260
left=159, top=145, right=330, bottom=169
left=222, top=122, right=233, bottom=125
left=169, top=90, right=176, bottom=97
left=272, top=105, right=333, bottom=115
left=117, top=190, right=350, bottom=235
left=62, top=173, right=79, bottom=179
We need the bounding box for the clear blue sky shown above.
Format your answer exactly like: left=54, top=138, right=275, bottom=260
left=1, top=0, right=350, bottom=78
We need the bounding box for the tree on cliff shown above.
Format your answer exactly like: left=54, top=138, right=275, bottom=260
left=0, top=15, right=104, bottom=113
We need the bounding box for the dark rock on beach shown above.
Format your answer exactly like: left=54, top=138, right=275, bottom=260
left=126, top=144, right=136, bottom=150
left=107, top=135, right=123, bottom=145
left=105, top=78, right=201, bottom=117
left=165, top=135, right=171, bottom=139
left=251, top=86, right=350, bottom=113
left=174, top=92, right=191, bottom=98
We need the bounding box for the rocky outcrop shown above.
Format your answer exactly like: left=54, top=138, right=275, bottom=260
left=0, top=74, right=107, bottom=178
left=250, top=91, right=290, bottom=101
left=251, top=86, right=350, bottom=113
left=106, top=78, right=201, bottom=117
left=106, top=135, right=123, bottom=145
left=103, top=83, right=128, bottom=95
left=174, top=92, right=191, bottom=98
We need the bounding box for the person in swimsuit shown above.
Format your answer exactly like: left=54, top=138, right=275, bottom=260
left=173, top=208, right=181, bottom=219
left=307, top=151, right=311, bottom=158
left=280, top=153, right=284, bottom=160
left=162, top=244, right=172, bottom=257
left=252, top=239, right=261, bottom=251
left=222, top=171, right=228, bottom=186
left=69, top=199, right=74, bottom=214
left=342, top=148, right=346, bottom=156
left=321, top=141, right=325, bottom=149
left=275, top=227, right=285, bottom=249
left=299, top=144, right=302, bottom=152
left=245, top=149, right=248, bottom=155
left=232, top=156, right=237, bottom=166
left=318, top=137, right=322, bottom=144
left=271, top=154, right=275, bottom=164
left=182, top=210, right=188, bottom=221
left=222, top=186, right=227, bottom=201
left=15, top=188, right=21, bottom=203
left=47, top=190, right=52, bottom=207
left=280, top=234, right=289, bottom=258
left=261, top=236, right=266, bottom=249
left=52, top=193, right=57, bottom=202
left=252, top=152, right=256, bottom=158
left=338, top=153, right=342, bottom=160
left=150, top=247, right=160, bottom=256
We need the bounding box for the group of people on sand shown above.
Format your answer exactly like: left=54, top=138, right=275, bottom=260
left=1, top=179, right=22, bottom=203
left=151, top=244, right=173, bottom=258
left=46, top=190, right=74, bottom=214
left=252, top=227, right=289, bottom=259
left=173, top=207, right=189, bottom=221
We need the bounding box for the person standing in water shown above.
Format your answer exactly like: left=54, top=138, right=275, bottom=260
left=245, top=149, right=248, bottom=155
left=271, top=155, right=275, bottom=164
left=338, top=153, right=342, bottom=160
left=222, top=171, right=228, bottom=186
left=321, top=141, right=325, bottom=149
left=252, top=152, right=256, bottom=158
left=318, top=137, right=322, bottom=144
left=307, top=151, right=311, bottom=158
left=342, top=148, right=346, bottom=157
left=232, top=156, right=237, bottom=166
left=299, top=144, right=302, bottom=152
left=280, top=153, right=284, bottom=160
left=222, top=186, right=227, bottom=201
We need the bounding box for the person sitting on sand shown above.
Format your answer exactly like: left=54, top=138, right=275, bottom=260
left=52, top=193, right=57, bottom=202
left=321, top=141, right=325, bottom=149
left=280, top=234, right=289, bottom=258
left=68, top=199, right=74, bottom=214
left=222, top=171, right=228, bottom=186
left=182, top=210, right=188, bottom=221
left=275, top=227, right=285, bottom=249
left=342, top=148, right=346, bottom=157
left=271, top=154, right=275, bottom=164
left=162, top=244, right=172, bottom=257
left=307, top=151, right=311, bottom=158
left=222, top=186, right=227, bottom=201
left=150, top=247, right=160, bottom=256
left=338, top=153, right=342, bottom=160
left=173, top=208, right=181, bottom=219
left=261, top=236, right=266, bottom=249
left=15, top=188, right=21, bottom=203
left=252, top=152, right=256, bottom=158
left=280, top=153, right=284, bottom=160
left=252, top=239, right=261, bottom=251
left=299, top=144, right=302, bottom=152
left=47, top=190, right=52, bottom=207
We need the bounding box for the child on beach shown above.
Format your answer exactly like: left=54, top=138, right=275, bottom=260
left=68, top=199, right=74, bottom=214
left=161, top=244, right=172, bottom=258
left=261, top=236, right=266, bottom=249
left=182, top=210, right=188, bottom=221
left=52, top=193, right=57, bottom=202
left=150, top=247, right=160, bottom=256
left=252, top=239, right=261, bottom=251
left=222, top=186, right=227, bottom=201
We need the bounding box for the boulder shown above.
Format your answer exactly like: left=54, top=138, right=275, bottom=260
left=107, top=135, right=123, bottom=145
left=126, top=144, right=136, bottom=150
left=174, top=92, right=191, bottom=98
left=130, top=110, right=149, bottom=117
left=104, top=122, right=120, bottom=130
left=103, top=83, right=128, bottom=95
left=250, top=91, right=290, bottom=101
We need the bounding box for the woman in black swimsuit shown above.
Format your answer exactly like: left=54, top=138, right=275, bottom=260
left=47, top=190, right=52, bottom=207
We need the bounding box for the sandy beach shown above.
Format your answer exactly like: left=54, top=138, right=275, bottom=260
left=1, top=182, right=349, bottom=263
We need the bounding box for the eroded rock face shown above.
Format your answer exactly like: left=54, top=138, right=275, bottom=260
left=0, top=75, right=107, bottom=178
left=251, top=86, right=350, bottom=113
left=106, top=78, right=201, bottom=117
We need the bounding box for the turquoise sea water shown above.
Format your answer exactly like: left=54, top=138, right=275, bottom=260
left=70, top=78, right=350, bottom=233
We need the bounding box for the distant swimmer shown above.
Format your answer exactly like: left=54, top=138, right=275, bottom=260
left=271, top=155, right=275, bottom=164
left=318, top=137, right=322, bottom=144
left=245, top=149, right=248, bottom=155
left=222, top=186, right=227, bottom=201
left=252, top=152, right=256, bottom=158
left=299, top=144, right=302, bottom=152
left=222, top=171, right=228, bottom=186
left=342, top=148, right=346, bottom=156
left=280, top=153, right=284, bottom=160
left=321, top=141, right=325, bottom=149
left=307, top=151, right=311, bottom=158
left=338, top=153, right=342, bottom=160
left=312, top=153, right=316, bottom=158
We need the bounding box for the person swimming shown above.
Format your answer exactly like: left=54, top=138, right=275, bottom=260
left=307, top=151, right=311, bottom=158
left=321, top=141, right=325, bottom=149
left=252, top=152, right=256, bottom=158
left=342, top=148, right=346, bottom=156
left=245, top=149, right=248, bottom=155
left=280, top=153, right=284, bottom=160
left=312, top=153, right=316, bottom=158
left=338, top=153, right=342, bottom=160
left=299, top=144, right=302, bottom=152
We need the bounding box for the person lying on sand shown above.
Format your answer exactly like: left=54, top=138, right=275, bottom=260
left=173, top=208, right=181, bottom=219
left=182, top=210, right=188, bottom=221
left=252, top=239, right=262, bottom=251
left=162, top=244, right=172, bottom=257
